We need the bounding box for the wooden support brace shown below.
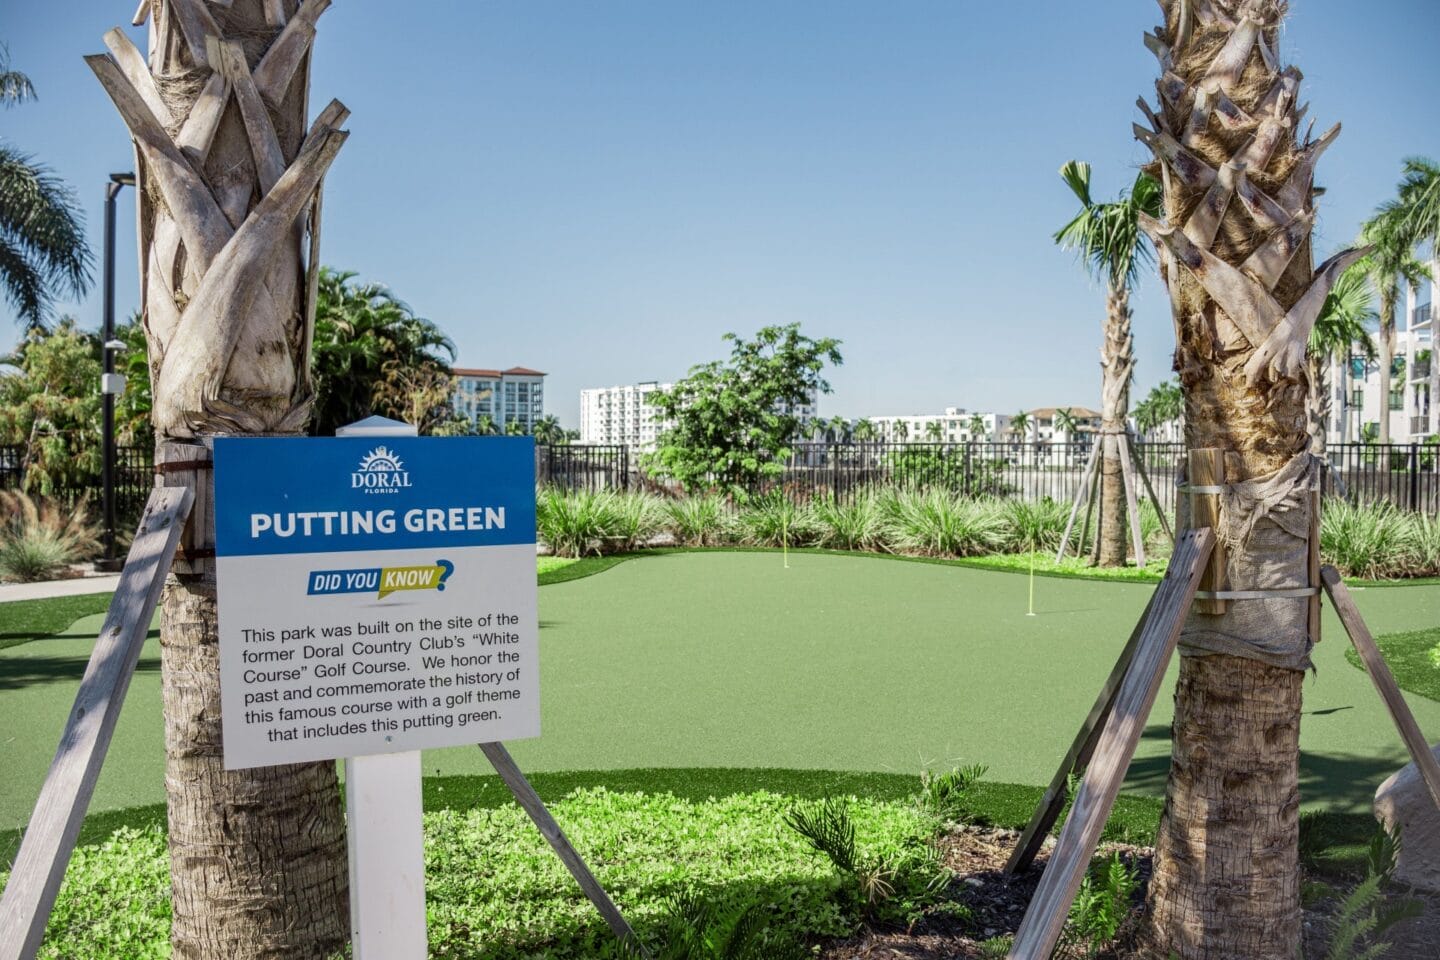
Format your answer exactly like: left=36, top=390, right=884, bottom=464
left=1056, top=442, right=1100, bottom=564
left=479, top=742, right=647, bottom=955
left=1188, top=448, right=1227, bottom=615
left=0, top=488, right=194, bottom=960
left=1004, top=590, right=1159, bottom=875
left=1321, top=567, right=1440, bottom=811
left=1127, top=431, right=1173, bottom=545
left=1114, top=432, right=1146, bottom=567
left=1007, top=529, right=1215, bottom=960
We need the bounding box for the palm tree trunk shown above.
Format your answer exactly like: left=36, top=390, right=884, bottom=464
left=1098, top=284, right=1132, bottom=566
left=1136, top=4, right=1362, bottom=956
left=1378, top=299, right=1395, bottom=444
left=88, top=2, right=349, bottom=957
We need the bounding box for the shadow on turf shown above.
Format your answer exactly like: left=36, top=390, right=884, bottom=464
left=1126, top=722, right=1410, bottom=814
left=0, top=652, right=161, bottom=691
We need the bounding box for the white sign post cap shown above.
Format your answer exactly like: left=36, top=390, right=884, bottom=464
left=336, top=415, right=418, bottom=438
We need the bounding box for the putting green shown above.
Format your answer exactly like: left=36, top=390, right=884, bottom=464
left=3, top=551, right=1438, bottom=839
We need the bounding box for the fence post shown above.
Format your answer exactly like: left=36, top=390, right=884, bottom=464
left=964, top=444, right=973, bottom=498
left=1410, top=444, right=1420, bottom=512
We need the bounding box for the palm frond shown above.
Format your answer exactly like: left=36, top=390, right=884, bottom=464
left=0, top=46, right=36, bottom=106
left=0, top=144, right=92, bottom=327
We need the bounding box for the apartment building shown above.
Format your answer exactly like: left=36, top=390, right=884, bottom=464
left=580, top=381, right=820, bottom=448
left=865, top=408, right=1010, bottom=443
left=1323, top=277, right=1436, bottom=444
left=452, top=366, right=546, bottom=433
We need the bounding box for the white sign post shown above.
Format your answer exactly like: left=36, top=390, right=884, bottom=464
left=213, top=417, right=542, bottom=960
left=337, top=416, right=424, bottom=960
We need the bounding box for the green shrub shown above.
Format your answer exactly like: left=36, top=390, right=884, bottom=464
left=606, top=492, right=663, bottom=552
left=915, top=764, right=987, bottom=825
left=1138, top=500, right=1175, bottom=561
left=811, top=492, right=886, bottom=552
left=884, top=490, right=1003, bottom=557
left=1320, top=501, right=1414, bottom=580
left=0, top=492, right=100, bottom=582
left=999, top=497, right=1069, bottom=553
left=663, top=495, right=729, bottom=547
left=537, top=488, right=616, bottom=558
left=606, top=890, right=800, bottom=960
left=732, top=493, right=818, bottom=547
left=1404, top=512, right=1440, bottom=577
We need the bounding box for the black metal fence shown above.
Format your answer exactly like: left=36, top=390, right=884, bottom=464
left=0, top=440, right=1431, bottom=521
left=535, top=440, right=1440, bottom=514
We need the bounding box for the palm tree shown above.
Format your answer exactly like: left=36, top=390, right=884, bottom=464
left=828, top=414, right=850, bottom=443
left=474, top=413, right=498, bottom=437
left=852, top=418, right=877, bottom=442
left=87, top=4, right=351, bottom=955
left=1308, top=266, right=1376, bottom=455
left=1136, top=6, right=1366, bottom=954
left=1, top=47, right=92, bottom=329
left=504, top=418, right=528, bottom=436
left=1010, top=410, right=1031, bottom=444
left=967, top=413, right=987, bottom=441
left=892, top=420, right=909, bottom=442
left=924, top=419, right=943, bottom=442
left=1053, top=407, right=1079, bottom=438
left=532, top=414, right=564, bottom=445
left=1055, top=160, right=1162, bottom=566
left=1357, top=209, right=1428, bottom=444
left=1389, top=157, right=1440, bottom=436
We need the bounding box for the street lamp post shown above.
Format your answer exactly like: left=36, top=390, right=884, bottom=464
left=97, top=172, right=136, bottom=572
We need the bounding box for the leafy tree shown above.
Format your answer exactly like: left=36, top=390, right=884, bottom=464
left=309, top=268, right=457, bottom=435
left=0, top=47, right=92, bottom=329
left=0, top=317, right=101, bottom=494
left=1055, top=160, right=1161, bottom=566
left=114, top=313, right=153, bottom=448
left=643, top=324, right=842, bottom=497
left=1134, top=380, right=1183, bottom=436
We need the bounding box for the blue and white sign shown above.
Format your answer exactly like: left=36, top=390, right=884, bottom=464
left=214, top=436, right=540, bottom=769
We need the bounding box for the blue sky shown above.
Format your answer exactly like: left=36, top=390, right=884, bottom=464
left=5, top=1, right=1438, bottom=427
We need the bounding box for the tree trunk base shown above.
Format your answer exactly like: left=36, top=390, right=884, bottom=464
left=162, top=579, right=349, bottom=960
left=1145, top=653, right=1303, bottom=960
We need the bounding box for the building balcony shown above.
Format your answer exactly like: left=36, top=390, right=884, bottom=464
left=1414, top=303, right=1432, bottom=329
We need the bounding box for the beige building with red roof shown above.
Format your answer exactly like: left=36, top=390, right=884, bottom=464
left=452, top=366, right=547, bottom=434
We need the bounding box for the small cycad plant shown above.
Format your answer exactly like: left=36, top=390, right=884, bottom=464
left=785, top=797, right=956, bottom=930
left=916, top=763, right=988, bottom=824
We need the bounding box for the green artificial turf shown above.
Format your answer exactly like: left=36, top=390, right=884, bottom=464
left=4, top=551, right=1438, bottom=848
left=1344, top=627, right=1440, bottom=703
left=0, top=592, right=115, bottom=652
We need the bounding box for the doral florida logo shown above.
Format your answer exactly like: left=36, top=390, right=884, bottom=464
left=352, top=446, right=413, bottom=494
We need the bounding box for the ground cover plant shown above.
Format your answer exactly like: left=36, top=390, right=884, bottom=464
left=0, top=492, right=101, bottom=583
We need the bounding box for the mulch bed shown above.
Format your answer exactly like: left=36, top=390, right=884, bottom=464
left=819, top=825, right=1440, bottom=960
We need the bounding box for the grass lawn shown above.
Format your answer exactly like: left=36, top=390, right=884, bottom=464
left=4, top=551, right=1438, bottom=848
left=1345, top=627, right=1440, bottom=702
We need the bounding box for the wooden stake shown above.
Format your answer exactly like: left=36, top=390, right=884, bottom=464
left=1004, top=591, right=1159, bottom=876
left=1188, top=448, right=1227, bottom=614
left=1008, top=529, right=1214, bottom=960
left=1321, top=567, right=1440, bottom=811
left=479, top=742, right=646, bottom=954
left=1127, top=431, right=1174, bottom=545
left=1308, top=489, right=1321, bottom=645
left=1056, top=442, right=1100, bottom=563
left=0, top=488, right=194, bottom=960
left=1114, top=432, right=1147, bottom=567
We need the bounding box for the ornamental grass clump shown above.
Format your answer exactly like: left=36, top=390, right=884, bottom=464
left=606, top=492, right=664, bottom=552
left=884, top=489, right=1003, bottom=558
left=0, top=491, right=100, bottom=582
left=733, top=492, right=818, bottom=547
left=812, top=491, right=886, bottom=552
left=998, top=497, right=1070, bottom=553
left=536, top=488, right=620, bottom=558
left=1320, top=501, right=1414, bottom=580
left=663, top=495, right=729, bottom=547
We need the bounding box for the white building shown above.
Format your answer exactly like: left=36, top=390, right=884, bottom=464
left=1323, top=276, right=1436, bottom=445
left=580, top=381, right=820, bottom=448
left=580, top=381, right=673, bottom=447
left=864, top=408, right=1010, bottom=444
left=452, top=366, right=546, bottom=433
